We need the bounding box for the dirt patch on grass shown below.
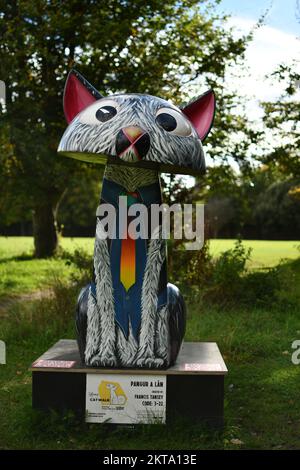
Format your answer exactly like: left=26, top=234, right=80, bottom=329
left=0, top=289, right=53, bottom=317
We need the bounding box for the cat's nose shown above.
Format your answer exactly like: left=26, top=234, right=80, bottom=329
left=123, top=126, right=144, bottom=141
left=116, top=126, right=150, bottom=161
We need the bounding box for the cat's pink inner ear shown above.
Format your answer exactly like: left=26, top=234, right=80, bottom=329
left=63, top=71, right=99, bottom=123
left=182, top=90, right=215, bottom=141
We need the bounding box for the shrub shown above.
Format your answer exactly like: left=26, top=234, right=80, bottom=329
left=57, top=241, right=296, bottom=310
left=209, top=240, right=251, bottom=301
left=169, top=239, right=288, bottom=308
left=56, top=248, right=93, bottom=286
left=242, top=268, right=280, bottom=305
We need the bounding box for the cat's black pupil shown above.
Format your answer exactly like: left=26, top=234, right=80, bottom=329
left=156, top=113, right=177, bottom=132
left=96, top=106, right=117, bottom=122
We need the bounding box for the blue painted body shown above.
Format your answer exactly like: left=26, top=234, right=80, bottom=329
left=100, top=178, right=168, bottom=340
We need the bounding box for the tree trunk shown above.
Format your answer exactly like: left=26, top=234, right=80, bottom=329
left=32, top=202, right=58, bottom=258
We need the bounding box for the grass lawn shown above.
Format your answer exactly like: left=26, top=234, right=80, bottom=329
left=1, top=236, right=299, bottom=299
left=210, top=239, right=300, bottom=269
left=0, top=236, right=300, bottom=449
left=0, top=237, right=82, bottom=299
left=0, top=275, right=300, bottom=449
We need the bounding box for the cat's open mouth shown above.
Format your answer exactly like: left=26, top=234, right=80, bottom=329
left=116, top=126, right=150, bottom=162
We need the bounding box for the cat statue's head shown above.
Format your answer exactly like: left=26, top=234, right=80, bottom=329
left=58, top=69, right=215, bottom=176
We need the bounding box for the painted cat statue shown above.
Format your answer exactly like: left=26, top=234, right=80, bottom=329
left=58, top=70, right=215, bottom=369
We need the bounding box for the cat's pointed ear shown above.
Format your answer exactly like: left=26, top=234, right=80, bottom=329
left=182, top=90, right=215, bottom=141
left=63, top=69, right=104, bottom=123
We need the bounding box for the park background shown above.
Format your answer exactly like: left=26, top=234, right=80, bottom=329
left=0, top=0, right=300, bottom=450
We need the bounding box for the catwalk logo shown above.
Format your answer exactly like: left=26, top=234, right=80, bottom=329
left=98, top=381, right=127, bottom=406
left=0, top=340, right=6, bottom=365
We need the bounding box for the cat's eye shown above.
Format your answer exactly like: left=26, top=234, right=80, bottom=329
left=96, top=105, right=117, bottom=122
left=155, top=107, right=192, bottom=136
left=79, top=99, right=118, bottom=125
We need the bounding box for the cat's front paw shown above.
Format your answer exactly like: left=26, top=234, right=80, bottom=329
left=136, top=356, right=165, bottom=368
left=100, top=357, right=118, bottom=368
left=88, top=355, right=118, bottom=368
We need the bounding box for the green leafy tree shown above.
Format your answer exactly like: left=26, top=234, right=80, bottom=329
left=0, top=0, right=249, bottom=257
left=203, top=165, right=300, bottom=240
left=57, top=165, right=103, bottom=236
left=254, top=177, right=300, bottom=239
left=261, top=66, right=300, bottom=178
